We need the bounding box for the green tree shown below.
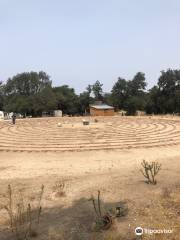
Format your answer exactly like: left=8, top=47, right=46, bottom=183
left=92, top=80, right=103, bottom=100
left=145, top=86, right=161, bottom=114
left=78, top=84, right=95, bottom=115
left=86, top=84, right=92, bottom=96
left=175, top=89, right=180, bottom=113
left=128, top=72, right=146, bottom=96
left=0, top=81, right=4, bottom=110
left=145, top=69, right=180, bottom=114
left=53, top=85, right=79, bottom=115
left=31, top=87, right=57, bottom=116
left=111, top=77, right=128, bottom=109
left=157, top=69, right=180, bottom=113
left=110, top=73, right=147, bottom=115
left=125, top=72, right=147, bottom=114
left=4, top=95, right=32, bottom=115
left=125, top=95, right=147, bottom=115
left=5, top=71, right=51, bottom=96
left=103, top=93, right=113, bottom=106
left=4, top=71, right=53, bottom=116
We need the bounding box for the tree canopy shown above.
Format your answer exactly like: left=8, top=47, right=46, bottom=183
left=0, top=69, right=180, bottom=116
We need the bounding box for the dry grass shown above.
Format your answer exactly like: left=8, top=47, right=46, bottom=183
left=48, top=227, right=65, bottom=240
left=134, top=184, right=180, bottom=240
left=161, top=187, right=172, bottom=199
left=3, top=184, right=44, bottom=240
left=1, top=183, right=179, bottom=240
left=52, top=179, right=66, bottom=198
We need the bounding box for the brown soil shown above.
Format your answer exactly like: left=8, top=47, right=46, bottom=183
left=0, top=116, right=180, bottom=239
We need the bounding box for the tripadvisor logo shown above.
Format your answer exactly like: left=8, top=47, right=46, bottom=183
left=135, top=227, right=143, bottom=236
left=135, top=227, right=173, bottom=236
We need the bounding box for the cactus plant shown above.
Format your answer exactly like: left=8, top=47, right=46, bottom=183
left=89, top=190, right=113, bottom=231
left=140, top=160, right=161, bottom=185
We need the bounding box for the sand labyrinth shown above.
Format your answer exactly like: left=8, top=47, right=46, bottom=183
left=0, top=117, right=180, bottom=152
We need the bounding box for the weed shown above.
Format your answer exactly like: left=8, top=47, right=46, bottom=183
left=52, top=180, right=66, bottom=197
left=4, top=184, right=44, bottom=240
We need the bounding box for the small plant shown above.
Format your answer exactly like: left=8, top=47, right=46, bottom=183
left=89, top=190, right=113, bottom=231
left=4, top=184, right=44, bottom=240
left=140, top=160, right=161, bottom=185
left=52, top=180, right=66, bottom=197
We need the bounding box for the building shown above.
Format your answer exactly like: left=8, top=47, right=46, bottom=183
left=90, top=104, right=114, bottom=116
left=54, top=110, right=62, bottom=117
left=0, top=111, right=4, bottom=120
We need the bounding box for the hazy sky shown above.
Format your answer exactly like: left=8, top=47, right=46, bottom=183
left=1, top=0, right=180, bottom=93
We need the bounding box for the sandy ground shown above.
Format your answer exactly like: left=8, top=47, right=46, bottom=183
left=0, top=116, right=180, bottom=239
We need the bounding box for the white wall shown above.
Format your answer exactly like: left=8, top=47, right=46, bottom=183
left=0, top=111, right=4, bottom=120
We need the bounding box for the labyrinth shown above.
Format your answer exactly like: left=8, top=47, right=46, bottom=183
left=0, top=117, right=180, bottom=152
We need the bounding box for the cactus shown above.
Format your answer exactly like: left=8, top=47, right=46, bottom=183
left=89, top=190, right=113, bottom=231
left=140, top=160, right=161, bottom=185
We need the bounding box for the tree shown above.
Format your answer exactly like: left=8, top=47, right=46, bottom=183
left=175, top=89, right=180, bottom=113
left=145, top=86, right=161, bottom=114
left=5, top=71, right=52, bottom=96
left=111, top=77, right=128, bottom=109
left=110, top=73, right=147, bottom=115
left=129, top=72, right=146, bottom=96
left=0, top=81, right=4, bottom=110
left=31, top=87, right=57, bottom=116
left=125, top=72, right=147, bottom=114
left=4, top=95, right=32, bottom=115
left=103, top=93, right=113, bottom=106
left=145, top=69, right=180, bottom=114
left=4, top=71, right=53, bottom=116
left=78, top=84, right=94, bottom=115
left=92, top=80, right=103, bottom=100
left=53, top=85, right=79, bottom=115
left=78, top=92, right=91, bottom=115
left=86, top=84, right=92, bottom=96
left=2, top=69, right=180, bottom=117
left=157, top=69, right=180, bottom=113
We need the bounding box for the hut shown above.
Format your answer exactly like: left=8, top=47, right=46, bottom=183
left=54, top=110, right=63, bottom=117
left=90, top=104, right=114, bottom=116
left=0, top=111, right=4, bottom=120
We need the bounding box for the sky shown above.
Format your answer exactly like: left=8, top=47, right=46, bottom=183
left=0, top=0, right=180, bottom=93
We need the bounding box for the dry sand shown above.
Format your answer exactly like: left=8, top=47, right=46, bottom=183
left=0, top=116, right=180, bottom=239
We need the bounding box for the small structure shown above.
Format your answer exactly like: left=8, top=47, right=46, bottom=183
left=82, top=119, right=89, bottom=125
left=0, top=111, right=4, bottom=120
left=54, top=110, right=62, bottom=117
left=136, top=111, right=146, bottom=116
left=90, top=104, right=114, bottom=116
left=118, top=110, right=127, bottom=116
left=42, top=110, right=63, bottom=117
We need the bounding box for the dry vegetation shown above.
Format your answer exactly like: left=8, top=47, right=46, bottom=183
left=140, top=160, right=161, bottom=185
left=0, top=116, right=180, bottom=239
left=1, top=185, right=44, bottom=240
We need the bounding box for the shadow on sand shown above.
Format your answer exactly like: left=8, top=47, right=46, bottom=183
left=1, top=196, right=132, bottom=240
